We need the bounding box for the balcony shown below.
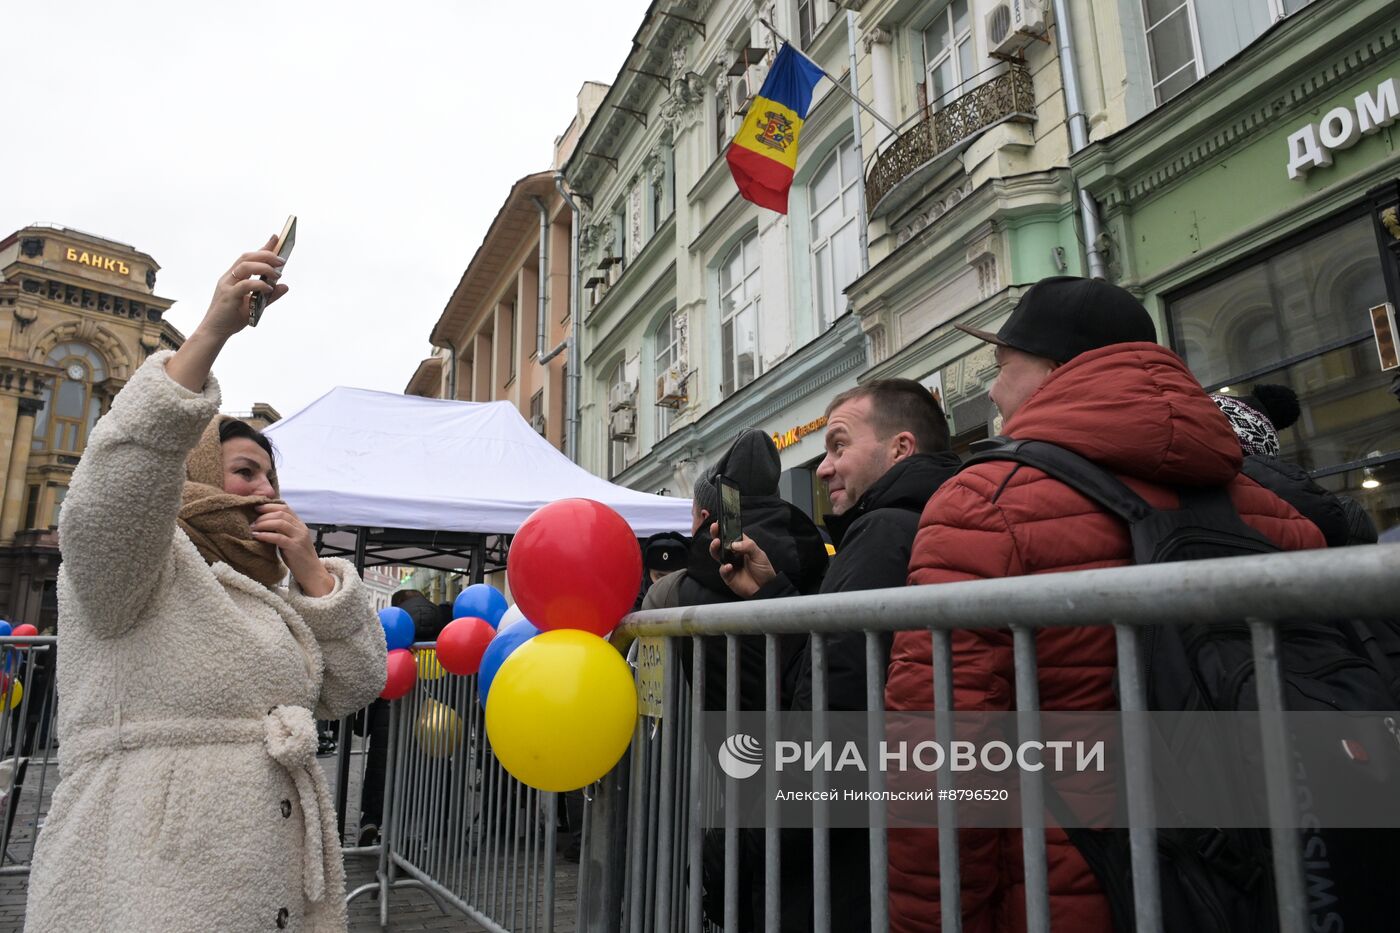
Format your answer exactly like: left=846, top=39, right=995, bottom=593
left=866, top=64, right=1036, bottom=220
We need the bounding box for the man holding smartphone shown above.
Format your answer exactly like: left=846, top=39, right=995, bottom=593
left=709, top=379, right=958, bottom=933
left=640, top=427, right=827, bottom=933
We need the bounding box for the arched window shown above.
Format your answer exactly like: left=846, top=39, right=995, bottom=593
left=720, top=232, right=761, bottom=396
left=809, top=137, right=862, bottom=331
left=34, top=342, right=108, bottom=454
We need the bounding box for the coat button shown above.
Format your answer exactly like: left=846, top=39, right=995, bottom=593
left=276, top=907, right=289, bottom=928
left=280, top=799, right=292, bottom=818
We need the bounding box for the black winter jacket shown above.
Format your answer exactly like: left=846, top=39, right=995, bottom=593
left=642, top=493, right=828, bottom=710
left=397, top=593, right=449, bottom=643
left=1241, top=455, right=1377, bottom=547
left=778, top=451, right=962, bottom=711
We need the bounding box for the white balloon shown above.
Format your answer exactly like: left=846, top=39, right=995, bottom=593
left=498, top=604, right=526, bottom=629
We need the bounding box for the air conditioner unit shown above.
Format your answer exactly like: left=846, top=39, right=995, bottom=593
left=530, top=413, right=547, bottom=435
left=656, top=364, right=688, bottom=408
left=608, top=406, right=636, bottom=439
left=608, top=380, right=637, bottom=412
left=984, top=0, right=1046, bottom=57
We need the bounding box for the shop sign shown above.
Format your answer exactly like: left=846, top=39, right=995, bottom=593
left=1286, top=77, right=1397, bottom=181
left=65, top=247, right=130, bottom=275
left=772, top=416, right=828, bottom=452
left=1372, top=303, right=1399, bottom=372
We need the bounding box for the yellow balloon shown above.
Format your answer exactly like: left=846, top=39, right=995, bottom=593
left=1, top=679, right=21, bottom=711
left=413, top=698, right=463, bottom=759
left=485, top=629, right=637, bottom=792
left=416, top=647, right=447, bottom=681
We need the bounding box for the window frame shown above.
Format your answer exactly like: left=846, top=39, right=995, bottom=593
left=808, top=137, right=862, bottom=332
left=719, top=232, right=763, bottom=397
left=607, top=358, right=629, bottom=478
left=653, top=309, right=681, bottom=439
left=798, top=0, right=836, bottom=49
left=1141, top=0, right=1205, bottom=105
left=921, top=0, right=977, bottom=111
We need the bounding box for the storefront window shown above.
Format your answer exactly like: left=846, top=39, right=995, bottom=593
left=1168, top=214, right=1400, bottom=534
left=1169, top=217, right=1385, bottom=388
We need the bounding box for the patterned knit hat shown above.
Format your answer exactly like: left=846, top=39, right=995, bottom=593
left=1211, top=394, right=1280, bottom=458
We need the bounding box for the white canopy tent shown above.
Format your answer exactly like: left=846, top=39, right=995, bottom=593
left=262, top=386, right=692, bottom=571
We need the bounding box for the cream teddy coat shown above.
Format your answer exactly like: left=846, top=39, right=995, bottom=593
left=24, top=351, right=387, bottom=933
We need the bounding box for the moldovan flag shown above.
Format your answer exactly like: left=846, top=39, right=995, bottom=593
left=726, top=44, right=826, bottom=213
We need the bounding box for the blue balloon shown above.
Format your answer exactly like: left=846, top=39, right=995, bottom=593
left=477, top=618, right=540, bottom=706
left=0, top=622, right=11, bottom=639
left=453, top=584, right=508, bottom=627
left=378, top=607, right=415, bottom=652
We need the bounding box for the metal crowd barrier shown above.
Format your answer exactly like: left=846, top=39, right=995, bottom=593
left=586, top=544, right=1400, bottom=933
left=350, top=645, right=562, bottom=931
left=0, top=635, right=59, bottom=880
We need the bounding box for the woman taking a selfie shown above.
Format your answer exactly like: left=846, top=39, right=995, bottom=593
left=25, top=238, right=387, bottom=933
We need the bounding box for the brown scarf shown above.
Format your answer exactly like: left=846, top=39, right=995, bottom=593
left=177, top=416, right=286, bottom=587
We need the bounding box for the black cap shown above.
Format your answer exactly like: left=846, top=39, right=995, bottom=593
left=643, top=532, right=690, bottom=573
left=954, top=276, right=1156, bottom=364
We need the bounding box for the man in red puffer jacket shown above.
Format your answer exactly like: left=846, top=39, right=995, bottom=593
left=885, top=277, right=1326, bottom=933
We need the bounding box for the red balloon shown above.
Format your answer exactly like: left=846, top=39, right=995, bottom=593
left=435, top=617, right=495, bottom=676
left=507, top=499, right=641, bottom=637
left=11, top=624, right=37, bottom=644
left=380, top=648, right=417, bottom=700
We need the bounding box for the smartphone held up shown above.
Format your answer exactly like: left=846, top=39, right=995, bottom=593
left=248, top=215, right=297, bottom=327
left=717, top=474, right=744, bottom=569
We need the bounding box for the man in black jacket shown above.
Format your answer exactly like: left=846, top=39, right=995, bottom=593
left=715, top=378, right=960, bottom=710
left=711, top=379, right=958, bottom=932
left=642, top=427, right=827, bottom=933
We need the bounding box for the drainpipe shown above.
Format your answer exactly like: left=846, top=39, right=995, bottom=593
left=531, top=196, right=550, bottom=358
left=1050, top=0, right=1108, bottom=280
left=553, top=173, right=582, bottom=463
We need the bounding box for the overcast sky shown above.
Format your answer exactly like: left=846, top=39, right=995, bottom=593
left=6, top=0, right=648, bottom=416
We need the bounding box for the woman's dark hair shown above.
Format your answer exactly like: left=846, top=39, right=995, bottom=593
left=219, top=419, right=276, bottom=463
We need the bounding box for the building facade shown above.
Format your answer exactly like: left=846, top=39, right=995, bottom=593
left=0, top=225, right=184, bottom=628
left=563, top=0, right=872, bottom=520
left=1073, top=0, right=1399, bottom=534
left=406, top=83, right=609, bottom=457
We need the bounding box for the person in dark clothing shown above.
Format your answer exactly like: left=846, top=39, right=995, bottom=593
left=632, top=531, right=690, bottom=610
left=643, top=428, right=828, bottom=711
left=641, top=428, right=827, bottom=933
left=395, top=587, right=449, bottom=642
left=710, top=379, right=958, bottom=933
left=1212, top=386, right=1378, bottom=546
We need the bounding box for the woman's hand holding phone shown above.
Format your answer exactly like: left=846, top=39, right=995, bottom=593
left=166, top=237, right=289, bottom=393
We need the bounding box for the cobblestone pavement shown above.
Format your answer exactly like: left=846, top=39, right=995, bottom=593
left=0, top=743, right=579, bottom=932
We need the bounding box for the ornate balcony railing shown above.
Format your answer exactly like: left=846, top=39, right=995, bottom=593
left=866, top=63, right=1037, bottom=218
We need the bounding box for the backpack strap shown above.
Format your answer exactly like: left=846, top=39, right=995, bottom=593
left=964, top=437, right=1155, bottom=524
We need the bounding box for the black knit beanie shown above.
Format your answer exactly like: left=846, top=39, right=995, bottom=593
left=692, top=428, right=782, bottom=518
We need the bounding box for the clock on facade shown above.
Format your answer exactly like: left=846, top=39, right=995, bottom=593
left=66, top=363, right=84, bottom=381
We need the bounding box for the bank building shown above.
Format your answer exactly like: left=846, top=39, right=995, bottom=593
left=0, top=224, right=185, bottom=629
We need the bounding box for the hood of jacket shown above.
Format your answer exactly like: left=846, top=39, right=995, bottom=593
left=1004, top=342, right=1242, bottom=487
left=686, top=493, right=828, bottom=598
left=824, top=451, right=962, bottom=548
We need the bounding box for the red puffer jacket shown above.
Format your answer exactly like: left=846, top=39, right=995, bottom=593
left=885, top=343, right=1327, bottom=933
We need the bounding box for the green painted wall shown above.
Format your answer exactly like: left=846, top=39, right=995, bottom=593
left=1124, top=70, right=1399, bottom=283
left=1007, top=209, right=1084, bottom=282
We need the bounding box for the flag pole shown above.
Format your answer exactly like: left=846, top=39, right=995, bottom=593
left=758, top=16, right=900, bottom=136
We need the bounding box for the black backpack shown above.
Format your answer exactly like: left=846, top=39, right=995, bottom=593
left=963, top=438, right=1400, bottom=933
